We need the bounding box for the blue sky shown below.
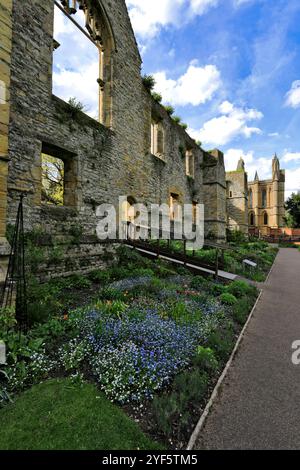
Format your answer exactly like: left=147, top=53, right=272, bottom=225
left=53, top=0, right=300, bottom=197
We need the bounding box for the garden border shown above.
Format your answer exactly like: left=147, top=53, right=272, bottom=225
left=186, top=287, right=263, bottom=450
left=186, top=251, right=279, bottom=449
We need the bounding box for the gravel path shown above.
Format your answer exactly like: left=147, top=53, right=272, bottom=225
left=193, top=248, right=300, bottom=450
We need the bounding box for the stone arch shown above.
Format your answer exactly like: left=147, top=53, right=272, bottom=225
left=262, top=189, right=267, bottom=208
left=263, top=211, right=268, bottom=226
left=249, top=211, right=255, bottom=226
left=249, top=188, right=253, bottom=208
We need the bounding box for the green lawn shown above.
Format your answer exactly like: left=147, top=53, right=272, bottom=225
left=0, top=379, right=161, bottom=450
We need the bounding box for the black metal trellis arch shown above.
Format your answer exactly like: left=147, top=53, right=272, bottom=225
left=0, top=194, right=28, bottom=331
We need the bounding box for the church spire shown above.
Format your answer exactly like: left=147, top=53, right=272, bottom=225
left=272, top=153, right=280, bottom=180
left=254, top=171, right=259, bottom=182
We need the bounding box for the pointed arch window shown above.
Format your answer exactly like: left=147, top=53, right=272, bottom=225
left=264, top=212, right=268, bottom=226
left=249, top=189, right=253, bottom=208
left=262, top=189, right=267, bottom=208
left=249, top=212, right=255, bottom=226
left=54, top=0, right=115, bottom=127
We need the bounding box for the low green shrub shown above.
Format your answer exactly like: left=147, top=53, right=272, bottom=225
left=227, top=280, right=253, bottom=297
left=206, top=327, right=235, bottom=362
left=0, top=307, right=16, bottom=334
left=98, top=287, right=126, bottom=301
left=232, top=298, right=250, bottom=325
left=152, top=370, right=209, bottom=438
left=190, top=275, right=207, bottom=290
left=193, top=346, right=219, bottom=372
left=220, top=292, right=238, bottom=305
left=88, top=269, right=111, bottom=284
left=209, top=283, right=227, bottom=295
left=94, top=300, right=128, bottom=320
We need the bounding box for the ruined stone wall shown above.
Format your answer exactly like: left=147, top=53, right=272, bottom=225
left=226, top=170, right=248, bottom=234
left=4, top=0, right=205, bottom=277
left=0, top=0, right=13, bottom=282
left=202, top=150, right=226, bottom=241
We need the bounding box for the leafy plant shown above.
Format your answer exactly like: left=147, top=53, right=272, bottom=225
left=227, top=280, right=253, bottom=297
left=172, top=115, right=181, bottom=124
left=220, top=292, right=238, bottom=305
left=193, top=346, right=219, bottom=372
left=164, top=105, right=174, bottom=116
left=152, top=92, right=162, bottom=103
left=88, top=269, right=111, bottom=284
left=142, top=75, right=156, bottom=91
left=98, top=287, right=126, bottom=301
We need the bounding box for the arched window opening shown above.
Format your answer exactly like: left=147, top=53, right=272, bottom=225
left=264, top=212, right=268, bottom=226
left=170, top=193, right=180, bottom=221
left=151, top=119, right=165, bottom=159
left=262, top=189, right=267, bottom=208
left=186, top=150, right=194, bottom=178
left=53, top=1, right=115, bottom=127
left=249, top=189, right=253, bottom=208
left=249, top=212, right=255, bottom=226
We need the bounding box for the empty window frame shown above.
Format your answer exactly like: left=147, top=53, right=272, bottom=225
left=151, top=119, right=165, bottom=158
left=186, top=150, right=194, bottom=178
left=41, top=143, right=78, bottom=207
left=170, top=193, right=180, bottom=221
left=53, top=1, right=115, bottom=126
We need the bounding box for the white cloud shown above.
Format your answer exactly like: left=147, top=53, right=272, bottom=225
left=286, top=168, right=300, bottom=197
left=282, top=152, right=300, bottom=163
left=126, top=0, right=219, bottom=41
left=224, top=148, right=254, bottom=171
left=53, top=62, right=99, bottom=118
left=153, top=61, right=221, bottom=106
left=285, top=80, right=300, bottom=108
left=268, top=132, right=279, bottom=137
left=189, top=101, right=263, bottom=146
left=53, top=5, right=99, bottom=119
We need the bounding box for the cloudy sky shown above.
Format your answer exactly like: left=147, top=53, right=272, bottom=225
left=53, top=0, right=300, bottom=198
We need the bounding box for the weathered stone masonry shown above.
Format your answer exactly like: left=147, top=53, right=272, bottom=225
left=0, top=0, right=227, bottom=279
left=0, top=0, right=12, bottom=282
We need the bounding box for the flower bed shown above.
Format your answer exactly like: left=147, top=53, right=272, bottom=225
left=0, top=248, right=260, bottom=448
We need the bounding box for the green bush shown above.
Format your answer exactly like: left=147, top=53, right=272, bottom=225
left=220, top=292, right=238, bottom=305
left=152, top=92, right=162, bottom=103
left=207, top=327, right=235, bottom=362
left=209, top=283, right=227, bottom=295
left=88, top=269, right=111, bottom=284
left=227, top=280, right=252, bottom=297
left=193, top=346, right=219, bottom=372
left=152, top=370, right=209, bottom=438
left=98, top=287, right=126, bottom=301
left=142, top=74, right=155, bottom=91
left=190, top=275, right=207, bottom=290
left=0, top=307, right=16, bottom=334
left=232, top=298, right=250, bottom=325
left=164, top=105, right=174, bottom=116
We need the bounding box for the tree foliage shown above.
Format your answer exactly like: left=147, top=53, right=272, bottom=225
left=41, top=154, right=64, bottom=206
left=284, top=192, right=300, bottom=228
